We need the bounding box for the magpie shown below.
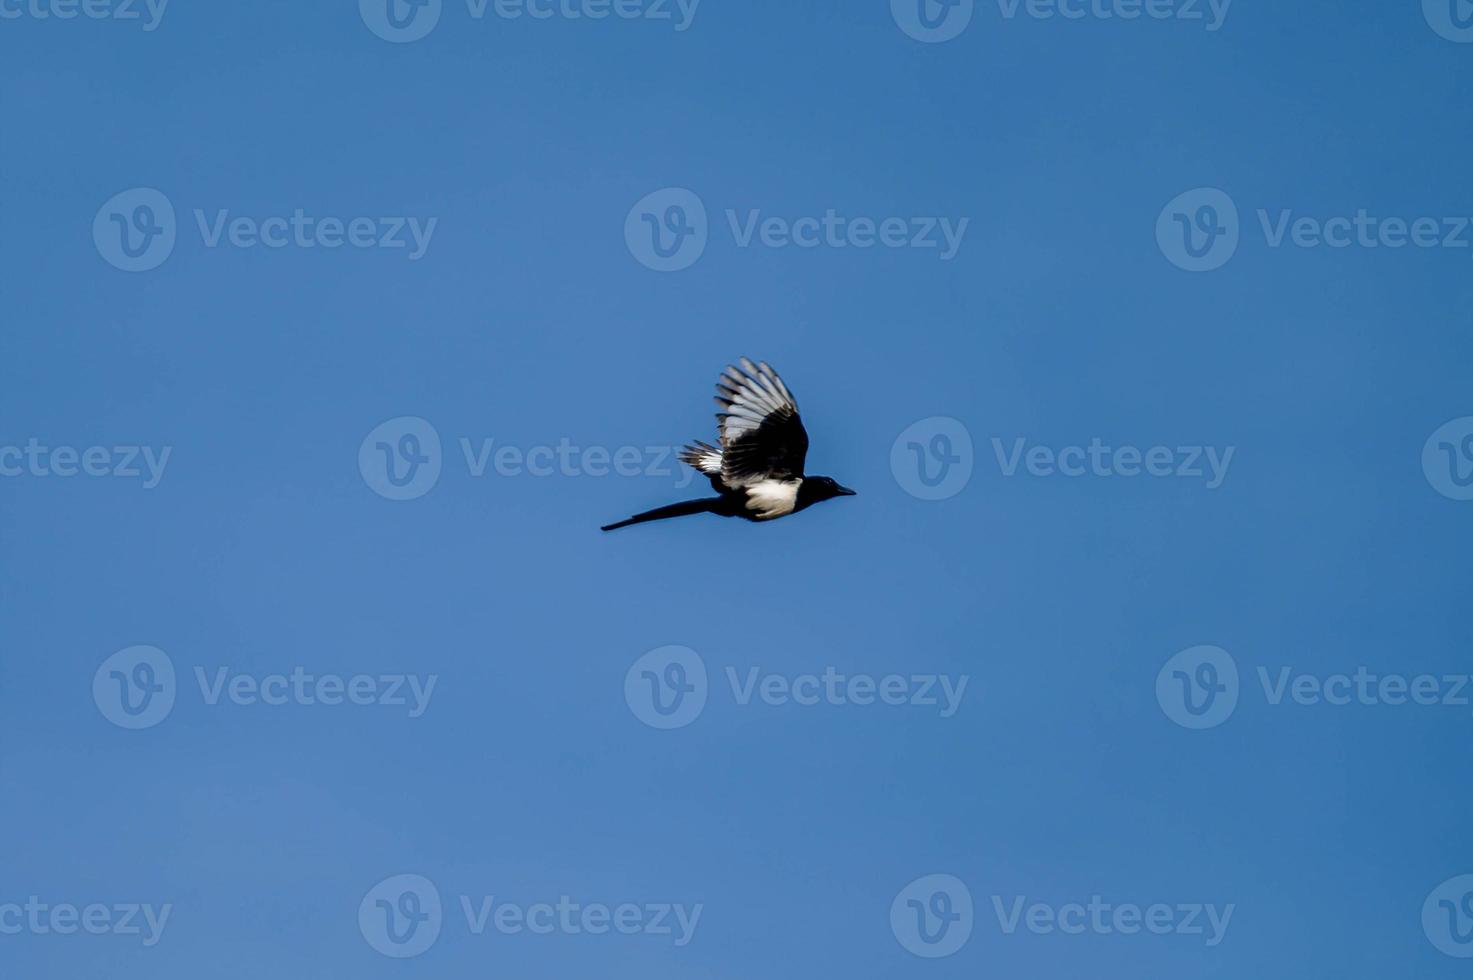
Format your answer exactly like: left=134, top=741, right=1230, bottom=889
left=601, top=358, right=855, bottom=531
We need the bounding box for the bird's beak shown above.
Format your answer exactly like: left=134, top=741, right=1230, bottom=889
left=836, top=485, right=857, bottom=496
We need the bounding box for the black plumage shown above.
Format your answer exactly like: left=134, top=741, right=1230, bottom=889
left=601, top=358, right=855, bottom=531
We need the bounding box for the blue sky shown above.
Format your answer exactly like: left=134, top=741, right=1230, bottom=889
left=2, top=1, right=1472, bottom=977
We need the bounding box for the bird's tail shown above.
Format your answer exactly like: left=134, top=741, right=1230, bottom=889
left=601, top=497, right=721, bottom=532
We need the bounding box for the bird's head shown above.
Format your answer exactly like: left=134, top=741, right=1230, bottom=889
left=800, top=476, right=857, bottom=506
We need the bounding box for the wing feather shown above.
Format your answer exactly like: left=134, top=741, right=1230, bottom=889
left=712, top=358, right=808, bottom=486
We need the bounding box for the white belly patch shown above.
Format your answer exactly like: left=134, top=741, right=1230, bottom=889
left=744, top=479, right=801, bottom=520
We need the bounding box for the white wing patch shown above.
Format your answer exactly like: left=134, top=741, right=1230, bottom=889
left=717, top=358, right=798, bottom=448
left=679, top=441, right=723, bottom=476
left=690, top=447, right=722, bottom=475
left=744, top=478, right=801, bottom=520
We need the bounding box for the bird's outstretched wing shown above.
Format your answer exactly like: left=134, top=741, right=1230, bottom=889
left=714, top=358, right=808, bottom=487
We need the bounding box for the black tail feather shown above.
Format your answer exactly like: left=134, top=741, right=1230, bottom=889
left=601, top=498, right=721, bottom=532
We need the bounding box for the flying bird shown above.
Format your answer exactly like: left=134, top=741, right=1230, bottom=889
left=601, top=358, right=855, bottom=531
